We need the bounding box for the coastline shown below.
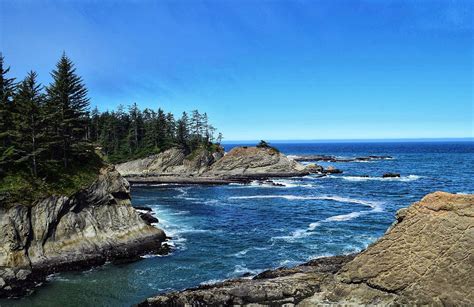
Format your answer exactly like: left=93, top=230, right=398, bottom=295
left=140, top=191, right=474, bottom=306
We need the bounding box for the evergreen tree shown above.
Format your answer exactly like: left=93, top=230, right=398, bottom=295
left=127, top=103, right=144, bottom=154
left=13, top=71, right=45, bottom=176
left=90, top=106, right=100, bottom=142
left=45, top=53, right=91, bottom=168
left=0, top=54, right=16, bottom=173
left=216, top=132, right=223, bottom=145
left=176, top=112, right=190, bottom=151
left=166, top=112, right=176, bottom=145
left=156, top=108, right=167, bottom=149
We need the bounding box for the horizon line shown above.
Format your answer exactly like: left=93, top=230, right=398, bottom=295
left=222, top=137, right=474, bottom=144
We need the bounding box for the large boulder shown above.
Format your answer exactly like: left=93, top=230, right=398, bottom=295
left=334, top=191, right=474, bottom=305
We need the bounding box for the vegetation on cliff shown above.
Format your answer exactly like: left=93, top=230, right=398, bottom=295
left=0, top=53, right=221, bottom=205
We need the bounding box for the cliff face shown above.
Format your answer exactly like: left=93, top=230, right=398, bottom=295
left=332, top=191, right=474, bottom=305
left=140, top=192, right=474, bottom=306
left=116, top=147, right=224, bottom=177
left=0, top=166, right=166, bottom=297
left=117, top=146, right=316, bottom=182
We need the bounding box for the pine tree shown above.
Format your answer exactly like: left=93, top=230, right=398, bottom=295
left=156, top=108, right=167, bottom=149
left=0, top=54, right=16, bottom=173
left=166, top=112, right=176, bottom=146
left=13, top=71, right=46, bottom=176
left=143, top=108, right=158, bottom=150
left=90, top=106, right=100, bottom=142
left=45, top=53, right=91, bottom=168
left=128, top=103, right=143, bottom=153
left=216, top=132, right=223, bottom=145
left=176, top=112, right=190, bottom=152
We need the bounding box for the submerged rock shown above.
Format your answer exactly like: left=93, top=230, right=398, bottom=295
left=324, top=165, right=343, bottom=174
left=0, top=166, right=167, bottom=298
left=382, top=172, right=401, bottom=178
left=140, top=192, right=474, bottom=306
left=294, top=155, right=393, bottom=163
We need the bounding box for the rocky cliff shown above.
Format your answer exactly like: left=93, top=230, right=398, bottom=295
left=0, top=166, right=167, bottom=298
left=117, top=146, right=321, bottom=184
left=140, top=192, right=474, bottom=306
left=116, top=147, right=224, bottom=177
left=207, top=146, right=310, bottom=178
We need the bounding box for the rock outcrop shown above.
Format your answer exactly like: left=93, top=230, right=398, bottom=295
left=117, top=146, right=322, bottom=184
left=140, top=192, right=474, bottom=306
left=293, top=155, right=393, bottom=163
left=207, top=146, right=309, bottom=178
left=116, top=147, right=224, bottom=177
left=0, top=166, right=167, bottom=298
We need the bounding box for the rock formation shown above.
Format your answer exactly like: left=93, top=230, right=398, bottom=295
left=292, top=155, right=393, bottom=163
left=117, top=146, right=324, bottom=184
left=140, top=192, right=474, bottom=306
left=0, top=166, right=167, bottom=298
left=116, top=147, right=223, bottom=177
left=207, top=146, right=308, bottom=178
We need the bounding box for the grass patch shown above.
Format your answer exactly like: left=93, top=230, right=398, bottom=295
left=0, top=153, right=104, bottom=208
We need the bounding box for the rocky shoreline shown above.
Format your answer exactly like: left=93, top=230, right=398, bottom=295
left=292, top=154, right=393, bottom=163
left=0, top=166, right=168, bottom=298
left=116, top=146, right=334, bottom=185
left=140, top=192, right=474, bottom=306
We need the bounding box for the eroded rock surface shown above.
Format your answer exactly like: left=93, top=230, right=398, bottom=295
left=141, top=192, right=474, bottom=306
left=207, top=147, right=309, bottom=178
left=116, top=147, right=223, bottom=177
left=117, top=146, right=322, bottom=184
left=0, top=166, right=167, bottom=298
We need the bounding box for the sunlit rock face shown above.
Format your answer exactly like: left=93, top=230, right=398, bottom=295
left=0, top=166, right=166, bottom=298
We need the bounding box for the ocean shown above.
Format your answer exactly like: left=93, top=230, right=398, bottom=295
left=4, top=141, right=474, bottom=307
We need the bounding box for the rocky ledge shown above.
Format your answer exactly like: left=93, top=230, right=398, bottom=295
left=292, top=155, right=392, bottom=163
left=0, top=166, right=167, bottom=298
left=117, top=146, right=326, bottom=184
left=140, top=191, right=474, bottom=306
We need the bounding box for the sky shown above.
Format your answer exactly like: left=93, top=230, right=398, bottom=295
left=1, top=0, right=473, bottom=141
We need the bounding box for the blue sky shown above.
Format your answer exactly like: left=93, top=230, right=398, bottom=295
left=1, top=0, right=472, bottom=140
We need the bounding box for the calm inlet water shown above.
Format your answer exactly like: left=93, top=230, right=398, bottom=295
left=3, top=141, right=474, bottom=307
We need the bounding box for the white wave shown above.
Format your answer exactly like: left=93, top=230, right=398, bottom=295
left=230, top=265, right=261, bottom=277
left=140, top=253, right=167, bottom=259
left=456, top=191, right=472, bottom=195
left=232, top=180, right=313, bottom=189
left=279, top=259, right=300, bottom=267
left=269, top=196, right=384, bottom=242
left=200, top=278, right=225, bottom=286
left=230, top=246, right=269, bottom=258
left=341, top=175, right=421, bottom=182
left=228, top=194, right=383, bottom=210
left=287, top=155, right=301, bottom=160
left=325, top=211, right=363, bottom=222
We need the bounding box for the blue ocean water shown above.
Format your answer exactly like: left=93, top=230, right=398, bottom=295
left=4, top=141, right=474, bottom=307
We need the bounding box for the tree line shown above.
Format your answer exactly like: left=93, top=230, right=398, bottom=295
left=0, top=53, right=222, bottom=180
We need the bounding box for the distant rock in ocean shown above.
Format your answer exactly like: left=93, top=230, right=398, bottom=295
left=139, top=191, right=474, bottom=306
